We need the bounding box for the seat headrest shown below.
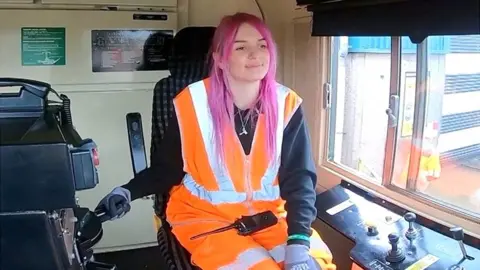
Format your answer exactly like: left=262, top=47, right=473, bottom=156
left=171, top=26, right=216, bottom=60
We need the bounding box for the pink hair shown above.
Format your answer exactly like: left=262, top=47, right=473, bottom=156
left=207, top=12, right=278, bottom=162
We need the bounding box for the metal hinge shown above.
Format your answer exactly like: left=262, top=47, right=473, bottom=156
left=323, top=83, right=332, bottom=109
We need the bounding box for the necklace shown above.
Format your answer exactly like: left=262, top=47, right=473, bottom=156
left=238, top=113, right=248, bottom=136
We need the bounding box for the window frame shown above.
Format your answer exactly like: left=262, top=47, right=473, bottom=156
left=318, top=35, right=480, bottom=236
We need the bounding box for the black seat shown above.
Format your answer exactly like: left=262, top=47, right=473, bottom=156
left=150, top=26, right=215, bottom=270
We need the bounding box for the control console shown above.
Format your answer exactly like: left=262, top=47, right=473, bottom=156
left=316, top=181, right=479, bottom=269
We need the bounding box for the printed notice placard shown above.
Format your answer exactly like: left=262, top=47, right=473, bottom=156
left=21, top=27, right=66, bottom=66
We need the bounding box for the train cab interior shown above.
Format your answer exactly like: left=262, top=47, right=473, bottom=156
left=0, top=0, right=479, bottom=269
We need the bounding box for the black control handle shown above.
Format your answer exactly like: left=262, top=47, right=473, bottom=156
left=386, top=232, right=406, bottom=263
left=388, top=233, right=399, bottom=244
left=0, top=77, right=50, bottom=99
left=126, top=112, right=148, bottom=175
left=94, top=205, right=130, bottom=223
left=94, top=209, right=111, bottom=223
left=404, top=212, right=418, bottom=240
left=450, top=227, right=465, bottom=241
left=404, top=212, right=416, bottom=223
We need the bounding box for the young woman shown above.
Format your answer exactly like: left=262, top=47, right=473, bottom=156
left=96, top=12, right=336, bottom=270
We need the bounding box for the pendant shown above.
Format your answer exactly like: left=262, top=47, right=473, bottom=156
left=239, top=127, right=248, bottom=135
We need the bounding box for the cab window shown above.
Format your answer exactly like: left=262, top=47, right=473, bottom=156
left=326, top=34, right=480, bottom=220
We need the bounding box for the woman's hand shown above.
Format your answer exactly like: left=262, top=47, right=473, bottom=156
left=285, top=244, right=322, bottom=270
left=95, top=187, right=132, bottom=221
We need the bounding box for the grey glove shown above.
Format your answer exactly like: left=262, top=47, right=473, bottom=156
left=285, top=244, right=322, bottom=270
left=95, top=187, right=132, bottom=221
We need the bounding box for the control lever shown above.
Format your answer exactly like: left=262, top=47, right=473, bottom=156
left=450, top=227, right=472, bottom=260
left=94, top=204, right=128, bottom=223
left=385, top=233, right=405, bottom=263
left=404, top=212, right=418, bottom=240
left=85, top=261, right=117, bottom=270
left=95, top=210, right=112, bottom=223
left=126, top=113, right=151, bottom=201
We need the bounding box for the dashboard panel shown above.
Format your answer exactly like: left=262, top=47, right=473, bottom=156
left=315, top=181, right=480, bottom=269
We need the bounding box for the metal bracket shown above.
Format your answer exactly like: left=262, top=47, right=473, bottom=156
left=386, top=95, right=400, bottom=128
left=323, top=83, right=332, bottom=109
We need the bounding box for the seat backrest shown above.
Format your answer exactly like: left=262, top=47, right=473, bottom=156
left=151, top=26, right=215, bottom=149
left=150, top=26, right=216, bottom=219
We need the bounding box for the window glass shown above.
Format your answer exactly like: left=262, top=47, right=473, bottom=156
left=414, top=34, right=480, bottom=214
left=328, top=36, right=392, bottom=183
left=391, top=38, right=418, bottom=189
left=328, top=35, right=480, bottom=217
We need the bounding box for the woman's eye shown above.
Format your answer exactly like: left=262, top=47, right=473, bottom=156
left=235, top=46, right=245, bottom=51
left=260, top=44, right=267, bottom=49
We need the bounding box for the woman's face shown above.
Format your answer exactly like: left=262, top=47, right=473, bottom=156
left=226, top=23, right=270, bottom=82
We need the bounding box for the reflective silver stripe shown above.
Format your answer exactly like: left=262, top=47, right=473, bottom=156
left=188, top=81, right=235, bottom=193
left=268, top=236, right=332, bottom=263
left=183, top=174, right=246, bottom=204
left=218, top=247, right=273, bottom=270
left=181, top=81, right=292, bottom=204
left=183, top=174, right=280, bottom=204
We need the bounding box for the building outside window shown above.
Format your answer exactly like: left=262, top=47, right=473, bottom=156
left=326, top=34, right=480, bottom=220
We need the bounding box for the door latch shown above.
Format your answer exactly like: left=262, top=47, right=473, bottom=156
left=386, top=95, right=399, bottom=128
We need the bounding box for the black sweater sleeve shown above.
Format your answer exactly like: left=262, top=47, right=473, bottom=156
left=122, top=108, right=185, bottom=200
left=278, top=105, right=318, bottom=245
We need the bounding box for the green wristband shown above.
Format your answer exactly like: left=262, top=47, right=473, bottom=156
left=287, top=234, right=310, bottom=242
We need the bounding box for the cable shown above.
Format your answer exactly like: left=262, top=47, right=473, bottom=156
left=254, top=0, right=266, bottom=21
left=60, top=94, right=73, bottom=125
left=45, top=87, right=73, bottom=125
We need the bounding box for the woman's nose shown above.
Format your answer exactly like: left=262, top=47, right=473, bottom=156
left=247, top=48, right=260, bottom=59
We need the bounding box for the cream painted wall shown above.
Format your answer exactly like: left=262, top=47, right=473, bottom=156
left=188, top=0, right=262, bottom=26
left=0, top=10, right=175, bottom=85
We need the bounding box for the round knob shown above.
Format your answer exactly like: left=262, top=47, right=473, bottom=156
left=450, top=227, right=464, bottom=241
left=404, top=212, right=416, bottom=222
left=367, top=225, right=378, bottom=236
left=388, top=233, right=399, bottom=244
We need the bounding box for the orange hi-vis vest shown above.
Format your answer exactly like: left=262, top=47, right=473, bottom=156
left=165, top=78, right=303, bottom=223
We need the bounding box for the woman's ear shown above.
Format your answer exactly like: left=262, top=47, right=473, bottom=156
left=213, top=52, right=226, bottom=70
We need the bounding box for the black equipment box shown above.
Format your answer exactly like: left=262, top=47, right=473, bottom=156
left=0, top=78, right=99, bottom=212
left=0, top=78, right=112, bottom=270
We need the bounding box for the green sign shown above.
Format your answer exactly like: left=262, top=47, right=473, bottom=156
left=21, top=27, right=66, bottom=66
